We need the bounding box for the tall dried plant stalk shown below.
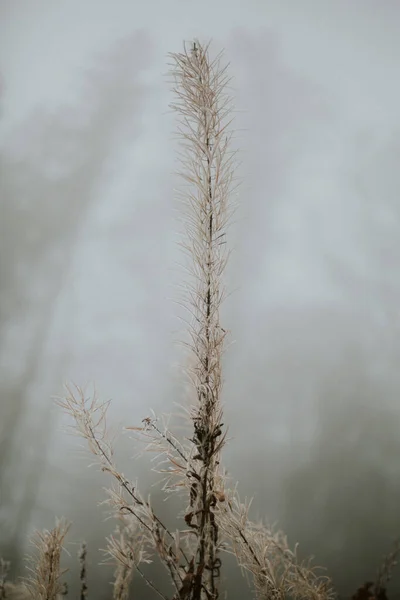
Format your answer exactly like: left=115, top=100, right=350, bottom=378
left=49, top=39, right=336, bottom=600
left=167, top=38, right=239, bottom=599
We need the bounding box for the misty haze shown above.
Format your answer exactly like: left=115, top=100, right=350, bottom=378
left=1, top=1, right=400, bottom=599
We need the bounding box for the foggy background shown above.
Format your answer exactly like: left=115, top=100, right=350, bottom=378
left=1, top=1, right=400, bottom=598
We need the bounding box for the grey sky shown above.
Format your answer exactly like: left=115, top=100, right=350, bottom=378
left=2, top=1, right=400, bottom=127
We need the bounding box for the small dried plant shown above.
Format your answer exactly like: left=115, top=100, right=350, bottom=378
left=23, top=518, right=70, bottom=600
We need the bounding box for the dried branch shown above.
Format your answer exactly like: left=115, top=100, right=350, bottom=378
left=216, top=486, right=335, bottom=600
left=56, top=386, right=188, bottom=595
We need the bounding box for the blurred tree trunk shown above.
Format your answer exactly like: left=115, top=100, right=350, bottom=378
left=0, top=31, right=153, bottom=571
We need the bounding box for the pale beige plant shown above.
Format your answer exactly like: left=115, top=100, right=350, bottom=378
left=165, top=38, right=238, bottom=599
left=16, top=39, right=336, bottom=600
left=103, top=515, right=153, bottom=600
left=56, top=386, right=185, bottom=599
left=23, top=518, right=70, bottom=600
left=216, top=487, right=334, bottom=600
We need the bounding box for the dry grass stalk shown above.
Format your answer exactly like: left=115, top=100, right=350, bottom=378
left=107, top=522, right=136, bottom=600
left=103, top=515, right=158, bottom=600
left=56, top=386, right=190, bottom=597
left=166, top=38, right=239, bottom=600
left=23, top=518, right=70, bottom=600
left=215, top=487, right=334, bottom=600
